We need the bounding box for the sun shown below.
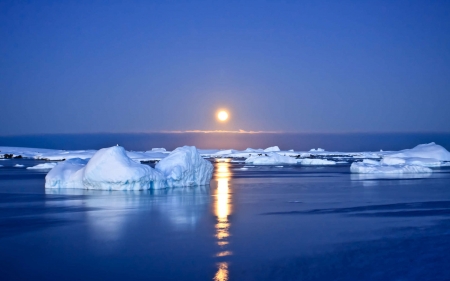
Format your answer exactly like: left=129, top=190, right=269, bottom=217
left=217, top=110, right=229, bottom=121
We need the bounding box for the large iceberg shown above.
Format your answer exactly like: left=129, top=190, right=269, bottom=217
left=155, top=146, right=213, bottom=187
left=46, top=146, right=166, bottom=190
left=350, top=159, right=432, bottom=174
left=82, top=146, right=165, bottom=190
left=245, top=152, right=297, bottom=165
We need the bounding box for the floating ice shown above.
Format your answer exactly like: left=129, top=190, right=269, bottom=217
left=83, top=146, right=165, bottom=190
left=27, top=163, right=58, bottom=170
left=245, top=152, right=297, bottom=165
left=350, top=161, right=432, bottom=174
left=14, top=164, right=24, bottom=168
left=264, top=146, right=281, bottom=152
left=385, top=142, right=450, bottom=161
left=299, top=159, right=336, bottom=165
left=309, top=148, right=325, bottom=152
left=45, top=158, right=87, bottom=189
left=156, top=146, right=213, bottom=188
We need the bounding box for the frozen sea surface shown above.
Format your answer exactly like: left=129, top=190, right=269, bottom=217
left=1, top=159, right=450, bottom=280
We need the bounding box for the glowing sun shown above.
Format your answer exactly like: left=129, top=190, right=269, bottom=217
left=217, top=110, right=229, bottom=121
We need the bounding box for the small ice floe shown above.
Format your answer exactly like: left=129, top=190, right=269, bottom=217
left=14, top=164, right=25, bottom=168
left=299, top=159, right=336, bottom=165
left=239, top=167, right=248, bottom=170
left=309, top=148, right=325, bottom=152
left=245, top=152, right=297, bottom=165
left=350, top=159, right=432, bottom=174
left=275, top=166, right=284, bottom=168
left=27, top=163, right=58, bottom=170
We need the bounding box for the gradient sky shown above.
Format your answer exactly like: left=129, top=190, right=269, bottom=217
left=1, top=0, right=449, bottom=135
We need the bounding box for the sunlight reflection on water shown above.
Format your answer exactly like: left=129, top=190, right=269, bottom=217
left=213, top=160, right=232, bottom=281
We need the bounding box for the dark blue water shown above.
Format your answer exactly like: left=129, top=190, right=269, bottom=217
left=1, top=159, right=450, bottom=280
left=1, top=132, right=450, bottom=151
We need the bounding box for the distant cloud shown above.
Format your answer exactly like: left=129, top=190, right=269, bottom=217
left=160, top=130, right=284, bottom=134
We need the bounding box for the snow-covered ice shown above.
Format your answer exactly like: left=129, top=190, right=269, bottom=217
left=299, top=159, right=336, bottom=165
left=14, top=164, right=24, bottom=168
left=45, top=158, right=87, bottom=189
left=245, top=152, right=297, bottom=165
left=156, top=146, right=213, bottom=188
left=350, top=161, right=432, bottom=174
left=27, top=163, right=58, bottom=170
left=82, top=146, right=165, bottom=190
left=385, top=142, right=450, bottom=161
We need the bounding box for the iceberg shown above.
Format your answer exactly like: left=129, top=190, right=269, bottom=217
left=46, top=147, right=166, bottom=190
left=45, top=158, right=87, bottom=189
left=385, top=142, right=450, bottom=161
left=27, top=163, right=58, bottom=170
left=82, top=146, right=165, bottom=190
left=156, top=146, right=213, bottom=188
left=378, top=143, right=450, bottom=167
left=245, top=152, right=297, bottom=165
left=350, top=161, right=432, bottom=174
left=264, top=146, right=281, bottom=152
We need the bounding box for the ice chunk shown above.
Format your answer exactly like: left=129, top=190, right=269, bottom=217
left=156, top=146, right=213, bottom=188
left=45, top=158, right=87, bottom=189
left=309, top=148, right=325, bottom=152
left=299, top=159, right=336, bottom=165
left=83, top=146, right=165, bottom=190
left=245, top=152, right=297, bottom=165
left=27, top=163, right=58, bottom=170
left=380, top=157, right=406, bottom=165
left=151, top=148, right=167, bottom=152
left=14, top=164, right=24, bottom=168
left=386, top=142, right=450, bottom=161
left=264, top=146, right=281, bottom=152
left=350, top=161, right=432, bottom=174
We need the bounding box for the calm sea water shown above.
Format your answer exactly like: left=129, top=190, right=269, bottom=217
left=0, top=158, right=450, bottom=280
left=1, top=132, right=450, bottom=151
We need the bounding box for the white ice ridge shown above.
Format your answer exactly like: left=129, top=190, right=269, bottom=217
left=380, top=142, right=450, bottom=167
left=155, top=146, right=213, bottom=188
left=45, top=146, right=212, bottom=190
left=245, top=152, right=297, bottom=165
left=27, top=163, right=58, bottom=170
left=82, top=146, right=165, bottom=190
left=350, top=159, right=432, bottom=174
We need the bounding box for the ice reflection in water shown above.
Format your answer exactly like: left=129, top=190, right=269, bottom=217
left=213, top=160, right=232, bottom=281
left=45, top=187, right=209, bottom=242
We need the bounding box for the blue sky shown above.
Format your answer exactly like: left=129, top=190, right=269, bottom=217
left=1, top=0, right=449, bottom=134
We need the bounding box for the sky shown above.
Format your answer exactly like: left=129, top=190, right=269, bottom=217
left=1, top=0, right=449, bottom=135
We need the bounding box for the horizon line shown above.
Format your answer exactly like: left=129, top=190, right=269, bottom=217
left=1, top=129, right=450, bottom=137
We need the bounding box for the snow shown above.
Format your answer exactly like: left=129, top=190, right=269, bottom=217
left=155, top=146, right=213, bottom=188
left=27, top=163, right=58, bottom=170
left=45, top=158, right=87, bottom=189
left=245, top=152, right=297, bottom=165
left=264, top=146, right=281, bottom=152
left=151, top=148, right=167, bottom=152
left=82, top=146, right=165, bottom=190
left=350, top=161, right=432, bottom=174
left=385, top=142, right=450, bottom=161
left=299, top=159, right=336, bottom=165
